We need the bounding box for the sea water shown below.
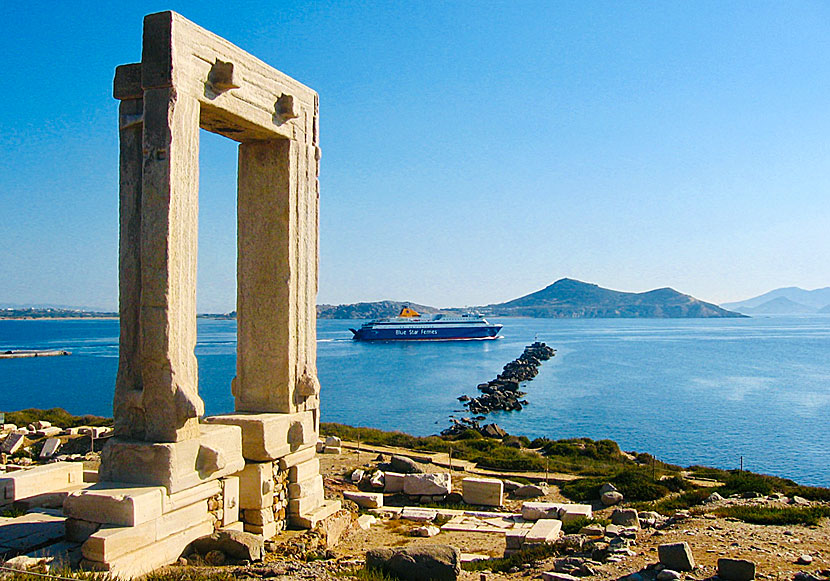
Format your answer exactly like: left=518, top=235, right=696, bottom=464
left=1, top=316, right=829, bottom=485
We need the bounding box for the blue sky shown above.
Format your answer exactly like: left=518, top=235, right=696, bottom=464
left=2, top=2, right=829, bottom=312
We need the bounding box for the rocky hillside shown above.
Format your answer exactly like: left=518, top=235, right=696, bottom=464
left=316, top=301, right=448, bottom=320
left=482, top=278, right=744, bottom=318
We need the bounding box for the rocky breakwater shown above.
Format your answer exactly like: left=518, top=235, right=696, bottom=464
left=461, top=342, right=555, bottom=415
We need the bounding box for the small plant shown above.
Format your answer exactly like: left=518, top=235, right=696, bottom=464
left=1, top=505, right=27, bottom=518
left=336, top=568, right=399, bottom=580
left=561, top=516, right=610, bottom=535
left=461, top=543, right=560, bottom=572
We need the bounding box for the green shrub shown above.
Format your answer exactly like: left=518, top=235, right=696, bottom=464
left=613, top=469, right=670, bottom=502
left=462, top=543, right=560, bottom=572
left=561, top=516, right=610, bottom=535
left=785, top=485, right=830, bottom=502
left=720, top=472, right=776, bottom=496
left=715, top=505, right=830, bottom=526
left=6, top=407, right=112, bottom=428
left=650, top=488, right=712, bottom=515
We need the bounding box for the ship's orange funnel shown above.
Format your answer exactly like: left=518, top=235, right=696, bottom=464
left=399, top=307, right=420, bottom=317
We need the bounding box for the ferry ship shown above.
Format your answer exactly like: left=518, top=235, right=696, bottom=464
left=349, top=307, right=502, bottom=341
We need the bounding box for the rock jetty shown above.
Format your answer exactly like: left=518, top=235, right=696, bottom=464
left=459, top=342, right=555, bottom=415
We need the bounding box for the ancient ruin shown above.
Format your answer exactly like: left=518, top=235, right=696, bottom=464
left=50, top=11, right=335, bottom=576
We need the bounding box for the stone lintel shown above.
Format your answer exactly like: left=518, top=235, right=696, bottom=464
left=98, top=424, right=244, bottom=494
left=140, top=11, right=317, bottom=143
left=204, top=412, right=316, bottom=462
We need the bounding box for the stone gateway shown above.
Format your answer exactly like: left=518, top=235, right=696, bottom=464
left=63, top=11, right=337, bottom=578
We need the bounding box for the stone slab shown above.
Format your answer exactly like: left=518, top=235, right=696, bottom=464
left=526, top=519, right=562, bottom=544
left=718, top=558, right=756, bottom=581
left=506, top=529, right=529, bottom=550
left=343, top=490, right=383, bottom=509
left=39, top=438, right=62, bottom=459
left=522, top=502, right=563, bottom=521
left=1, top=462, right=84, bottom=504
left=400, top=507, right=438, bottom=522
left=462, top=477, right=503, bottom=507
left=64, top=483, right=165, bottom=526
left=383, top=472, right=406, bottom=493
left=65, top=518, right=102, bottom=543
left=82, top=500, right=210, bottom=562
left=659, top=542, right=696, bottom=571
left=98, top=424, right=245, bottom=494
left=205, top=412, right=316, bottom=462
left=560, top=504, right=592, bottom=523
left=0, top=512, right=66, bottom=557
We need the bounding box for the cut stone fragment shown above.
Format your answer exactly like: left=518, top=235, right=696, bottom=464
left=1, top=462, right=84, bottom=505
left=526, top=518, right=563, bottom=544
left=343, top=490, right=383, bottom=509
left=383, top=472, right=406, bottom=493
left=238, top=462, right=275, bottom=510
left=462, top=477, right=503, bottom=507
left=659, top=542, right=696, bottom=571
left=402, top=473, right=452, bottom=496
left=718, top=558, right=756, bottom=581
left=400, top=507, right=438, bottom=522
left=39, top=437, right=62, bottom=459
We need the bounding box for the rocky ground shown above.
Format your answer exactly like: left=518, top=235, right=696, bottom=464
left=158, top=445, right=828, bottom=581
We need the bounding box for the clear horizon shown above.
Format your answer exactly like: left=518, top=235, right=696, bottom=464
left=3, top=2, right=829, bottom=312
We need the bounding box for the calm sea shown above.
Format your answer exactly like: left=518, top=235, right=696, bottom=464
left=1, top=316, right=829, bottom=486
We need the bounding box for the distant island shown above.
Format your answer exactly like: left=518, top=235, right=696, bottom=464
left=721, top=286, right=830, bottom=315
left=2, top=278, right=747, bottom=321
left=0, top=307, right=117, bottom=320
left=318, top=278, right=744, bottom=319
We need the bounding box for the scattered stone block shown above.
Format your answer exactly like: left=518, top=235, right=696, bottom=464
left=384, top=472, right=406, bottom=493
left=601, top=490, right=624, bottom=506
left=521, top=501, right=562, bottom=521
left=365, top=544, right=461, bottom=581
left=413, top=525, right=440, bottom=537
left=526, top=519, right=562, bottom=544
left=797, top=555, right=813, bottom=565
left=343, top=490, right=383, bottom=509
left=64, top=483, right=165, bottom=527
left=322, top=446, right=341, bottom=454
left=461, top=477, right=503, bottom=507
left=580, top=524, right=605, bottom=536
left=401, top=507, right=438, bottom=522
left=34, top=421, right=52, bottom=430
left=656, top=570, right=681, bottom=581
left=1, top=462, right=84, bottom=505
left=403, top=473, right=452, bottom=496
left=351, top=469, right=365, bottom=483
left=718, top=558, right=756, bottom=581
left=506, top=529, right=529, bottom=550
left=543, top=573, right=581, bottom=581
left=611, top=508, right=640, bottom=528
left=357, top=514, right=377, bottom=530
left=560, top=504, right=592, bottom=523
left=1, top=424, right=17, bottom=433
left=0, top=433, right=24, bottom=455
left=659, top=542, right=695, bottom=571
left=39, top=438, right=62, bottom=459
left=513, top=484, right=547, bottom=498
left=324, top=435, right=341, bottom=447
left=390, top=455, right=422, bottom=474
left=35, top=427, right=63, bottom=438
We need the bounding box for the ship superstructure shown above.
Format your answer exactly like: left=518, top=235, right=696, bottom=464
left=349, top=307, right=502, bottom=341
